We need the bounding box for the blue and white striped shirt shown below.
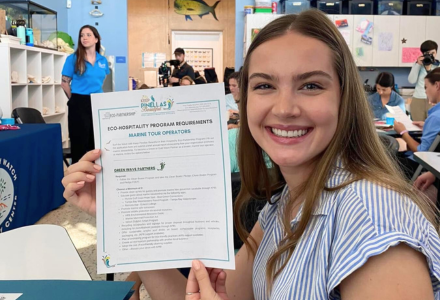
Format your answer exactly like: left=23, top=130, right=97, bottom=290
left=254, top=164, right=440, bottom=299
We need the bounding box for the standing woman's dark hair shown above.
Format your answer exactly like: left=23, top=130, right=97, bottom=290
left=75, top=25, right=101, bottom=75
left=61, top=25, right=109, bottom=164
left=375, top=72, right=396, bottom=92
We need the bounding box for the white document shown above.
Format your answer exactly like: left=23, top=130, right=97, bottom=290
left=386, top=105, right=422, bottom=132
left=92, top=84, right=235, bottom=274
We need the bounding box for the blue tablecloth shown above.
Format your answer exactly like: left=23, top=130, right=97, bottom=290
left=0, top=124, right=65, bottom=232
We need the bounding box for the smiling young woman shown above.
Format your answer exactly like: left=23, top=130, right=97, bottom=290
left=61, top=10, right=440, bottom=300
left=234, top=9, right=439, bottom=299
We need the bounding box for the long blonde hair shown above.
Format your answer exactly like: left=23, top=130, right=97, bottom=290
left=234, top=9, right=437, bottom=287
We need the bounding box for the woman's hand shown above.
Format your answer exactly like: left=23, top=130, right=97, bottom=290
left=393, top=121, right=406, bottom=134
left=414, top=172, right=436, bottom=192
left=413, top=121, right=425, bottom=129
left=62, top=149, right=102, bottom=216
left=185, top=260, right=229, bottom=300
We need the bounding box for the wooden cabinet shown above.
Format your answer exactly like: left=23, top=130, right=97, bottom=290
left=372, top=16, right=401, bottom=67
left=353, top=15, right=374, bottom=66
left=333, top=15, right=354, bottom=53
left=243, top=14, right=438, bottom=68
left=399, top=16, right=427, bottom=67
left=425, top=17, right=440, bottom=48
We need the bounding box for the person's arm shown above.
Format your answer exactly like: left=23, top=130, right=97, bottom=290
left=340, top=244, right=434, bottom=300
left=61, top=55, right=74, bottom=99
left=394, top=121, right=420, bottom=152
left=401, top=132, right=420, bottom=152
left=138, top=222, right=263, bottom=300
left=61, top=76, right=72, bottom=99
left=417, top=116, right=440, bottom=153
left=408, top=62, right=422, bottom=84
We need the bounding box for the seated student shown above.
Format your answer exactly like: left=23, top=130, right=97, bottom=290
left=225, top=72, right=240, bottom=111
left=367, top=72, right=406, bottom=120
left=62, top=11, right=440, bottom=300
left=395, top=68, right=440, bottom=178
left=180, top=76, right=195, bottom=86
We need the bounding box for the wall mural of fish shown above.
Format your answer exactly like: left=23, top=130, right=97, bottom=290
left=174, top=0, right=221, bottom=21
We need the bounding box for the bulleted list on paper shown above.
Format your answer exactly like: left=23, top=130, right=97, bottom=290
left=92, top=84, right=234, bottom=274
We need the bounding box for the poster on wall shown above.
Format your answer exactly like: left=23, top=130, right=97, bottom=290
left=142, top=52, right=167, bottom=68
left=184, top=48, right=213, bottom=75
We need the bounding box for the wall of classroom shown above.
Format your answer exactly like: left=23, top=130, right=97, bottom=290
left=128, top=0, right=236, bottom=83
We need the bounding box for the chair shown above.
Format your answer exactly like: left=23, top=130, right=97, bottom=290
left=411, top=133, right=440, bottom=182
left=11, top=107, right=72, bottom=166
left=231, top=172, right=266, bottom=250
left=11, top=107, right=45, bottom=123
left=378, top=134, right=399, bottom=156
left=204, top=68, right=218, bottom=83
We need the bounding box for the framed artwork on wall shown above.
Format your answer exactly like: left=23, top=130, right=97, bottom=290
left=183, top=48, right=213, bottom=75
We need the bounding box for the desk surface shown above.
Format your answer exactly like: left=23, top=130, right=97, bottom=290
left=0, top=225, right=91, bottom=280
left=414, top=152, right=440, bottom=179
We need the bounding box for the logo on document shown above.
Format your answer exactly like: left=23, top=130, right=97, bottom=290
left=102, top=255, right=115, bottom=268
left=0, top=159, right=18, bottom=233
left=103, top=111, right=136, bottom=120
left=141, top=95, right=174, bottom=113
left=157, top=162, right=166, bottom=171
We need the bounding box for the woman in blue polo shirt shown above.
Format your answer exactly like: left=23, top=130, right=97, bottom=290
left=367, top=72, right=406, bottom=120
left=394, top=68, right=440, bottom=179
left=61, top=25, right=109, bottom=163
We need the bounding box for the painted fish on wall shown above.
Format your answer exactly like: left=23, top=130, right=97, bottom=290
left=174, top=0, right=221, bottom=21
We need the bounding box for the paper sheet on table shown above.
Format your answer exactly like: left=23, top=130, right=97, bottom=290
left=92, top=83, right=235, bottom=274
left=378, top=32, right=393, bottom=51
left=402, top=47, right=421, bottom=63
left=386, top=105, right=422, bottom=131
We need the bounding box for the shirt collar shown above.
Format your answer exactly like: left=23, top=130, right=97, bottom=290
left=428, top=102, right=440, bottom=116
left=274, top=157, right=352, bottom=220
left=96, top=52, right=106, bottom=62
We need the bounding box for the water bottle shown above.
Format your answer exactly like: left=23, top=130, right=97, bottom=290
left=26, top=28, right=34, bottom=46
left=16, top=19, right=26, bottom=45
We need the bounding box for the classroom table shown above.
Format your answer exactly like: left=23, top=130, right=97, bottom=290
left=0, top=124, right=65, bottom=232
left=414, top=152, right=440, bottom=179
left=0, top=224, right=91, bottom=280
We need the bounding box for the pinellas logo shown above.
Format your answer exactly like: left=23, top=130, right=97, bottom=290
left=141, top=95, right=174, bottom=113
left=102, top=254, right=115, bottom=268
left=0, top=158, right=18, bottom=233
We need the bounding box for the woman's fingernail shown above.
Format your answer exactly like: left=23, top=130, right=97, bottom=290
left=86, top=174, right=95, bottom=180
left=192, top=260, right=200, bottom=270
left=93, top=149, right=100, bottom=154
left=78, top=181, right=85, bottom=185
left=93, top=165, right=102, bottom=170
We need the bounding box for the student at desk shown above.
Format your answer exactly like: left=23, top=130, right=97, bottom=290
left=394, top=68, right=440, bottom=178
left=367, top=72, right=406, bottom=120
